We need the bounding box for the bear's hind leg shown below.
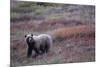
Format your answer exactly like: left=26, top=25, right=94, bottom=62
left=45, top=44, right=50, bottom=53
left=40, top=45, right=45, bottom=55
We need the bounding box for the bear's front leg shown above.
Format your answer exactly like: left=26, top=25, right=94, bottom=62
left=32, top=48, right=40, bottom=58
left=27, top=47, right=33, bottom=58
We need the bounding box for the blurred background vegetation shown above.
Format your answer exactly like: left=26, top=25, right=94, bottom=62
left=11, top=1, right=95, bottom=23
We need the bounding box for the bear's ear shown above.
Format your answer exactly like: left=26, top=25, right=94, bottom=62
left=31, top=34, right=33, bottom=36
left=25, top=35, right=27, bottom=38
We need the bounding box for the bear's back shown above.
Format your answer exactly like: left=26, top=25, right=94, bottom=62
left=33, top=34, right=52, bottom=46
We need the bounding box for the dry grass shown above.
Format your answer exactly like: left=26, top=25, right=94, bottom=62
left=46, top=20, right=83, bottom=25
left=10, top=24, right=95, bottom=67
left=52, top=25, right=95, bottom=39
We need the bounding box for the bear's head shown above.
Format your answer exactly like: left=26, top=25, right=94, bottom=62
left=25, top=34, right=35, bottom=46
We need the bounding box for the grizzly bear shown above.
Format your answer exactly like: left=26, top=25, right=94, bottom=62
left=25, top=34, right=52, bottom=58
